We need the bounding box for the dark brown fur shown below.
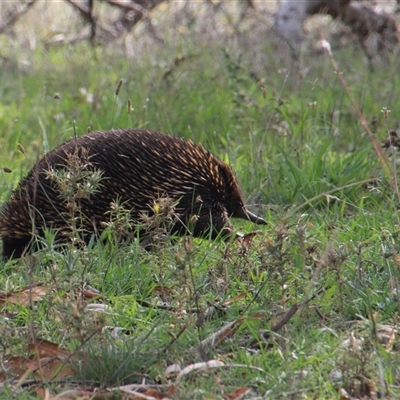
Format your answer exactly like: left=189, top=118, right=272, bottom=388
left=0, top=129, right=266, bottom=259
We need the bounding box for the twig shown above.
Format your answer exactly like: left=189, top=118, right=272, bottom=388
left=197, top=319, right=243, bottom=349
left=161, top=319, right=190, bottom=354
left=270, top=302, right=300, bottom=333
left=162, top=55, right=195, bottom=81
left=0, top=0, right=38, bottom=34
left=248, top=298, right=313, bottom=349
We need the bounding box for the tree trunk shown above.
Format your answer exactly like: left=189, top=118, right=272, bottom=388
left=274, top=0, right=399, bottom=59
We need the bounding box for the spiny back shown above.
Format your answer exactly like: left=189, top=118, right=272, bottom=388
left=0, top=129, right=266, bottom=258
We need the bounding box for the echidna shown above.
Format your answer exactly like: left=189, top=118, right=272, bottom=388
left=0, top=129, right=266, bottom=259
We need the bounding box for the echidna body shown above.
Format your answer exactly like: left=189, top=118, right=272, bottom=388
left=0, top=129, right=266, bottom=259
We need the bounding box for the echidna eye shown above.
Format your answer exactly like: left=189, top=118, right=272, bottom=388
left=234, top=199, right=244, bottom=208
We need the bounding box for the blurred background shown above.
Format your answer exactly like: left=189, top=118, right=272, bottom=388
left=1, top=0, right=400, bottom=207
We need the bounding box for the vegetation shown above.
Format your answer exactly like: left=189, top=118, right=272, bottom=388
left=1, top=4, right=400, bottom=399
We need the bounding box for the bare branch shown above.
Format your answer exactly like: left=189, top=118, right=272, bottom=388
left=64, top=0, right=96, bottom=44
left=63, top=0, right=92, bottom=20
left=0, top=0, right=38, bottom=34
left=106, top=0, right=152, bottom=17
left=106, top=0, right=167, bottom=33
left=105, top=0, right=166, bottom=43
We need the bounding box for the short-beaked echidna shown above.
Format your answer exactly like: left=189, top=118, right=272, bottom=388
left=0, top=129, right=266, bottom=259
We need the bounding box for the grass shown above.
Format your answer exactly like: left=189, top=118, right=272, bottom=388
left=1, top=14, right=400, bottom=398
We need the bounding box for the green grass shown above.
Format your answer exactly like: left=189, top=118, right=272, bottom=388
left=1, top=28, right=400, bottom=399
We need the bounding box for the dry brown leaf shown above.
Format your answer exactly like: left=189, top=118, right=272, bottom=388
left=165, top=385, right=177, bottom=397
left=152, top=285, right=174, bottom=302
left=35, top=387, right=51, bottom=400
left=23, top=339, right=75, bottom=381
left=1, top=338, right=76, bottom=383
left=249, top=313, right=266, bottom=320
left=2, top=355, right=73, bottom=382
left=53, top=389, right=110, bottom=399
left=119, top=386, right=171, bottom=399
left=1, top=356, right=33, bottom=380
left=223, top=293, right=247, bottom=305
left=242, top=231, right=262, bottom=244
left=224, top=387, right=251, bottom=400
left=81, top=286, right=105, bottom=300
left=199, top=318, right=245, bottom=349
left=0, top=283, right=105, bottom=308
left=141, top=389, right=172, bottom=399
left=27, top=357, right=74, bottom=381
left=0, top=283, right=48, bottom=306
left=28, top=338, right=72, bottom=358
left=201, top=313, right=266, bottom=349
left=238, top=230, right=264, bottom=254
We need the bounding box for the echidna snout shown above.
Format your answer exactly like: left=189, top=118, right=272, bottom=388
left=0, top=129, right=266, bottom=258
left=231, top=206, right=267, bottom=225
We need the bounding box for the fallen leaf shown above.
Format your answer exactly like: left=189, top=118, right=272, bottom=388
left=1, top=356, right=33, bottom=380
left=0, top=283, right=48, bottom=306
left=26, top=357, right=73, bottom=381
left=199, top=318, right=245, bottom=348
left=152, top=285, right=174, bottom=301
left=35, top=387, right=51, bottom=400
left=28, top=338, right=72, bottom=358
left=81, top=286, right=106, bottom=300
left=223, top=293, right=247, bottom=305
left=53, top=388, right=107, bottom=399
left=224, top=387, right=251, bottom=400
